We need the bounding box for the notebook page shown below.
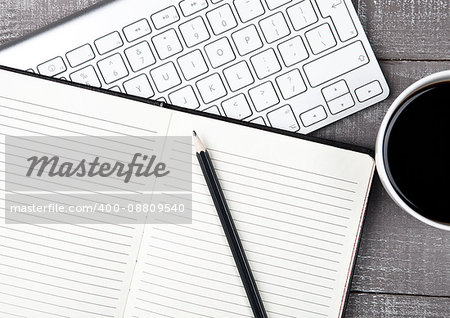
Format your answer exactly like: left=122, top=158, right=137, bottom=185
left=124, top=112, right=374, bottom=317
left=0, top=69, right=173, bottom=318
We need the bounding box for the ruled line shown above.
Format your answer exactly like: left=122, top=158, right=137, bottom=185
left=0, top=271, right=119, bottom=300
left=0, top=263, right=121, bottom=291
left=167, top=171, right=354, bottom=209
left=143, top=264, right=331, bottom=299
left=0, top=309, right=26, bottom=318
left=168, top=193, right=347, bottom=237
left=0, top=300, right=69, bottom=318
left=209, top=147, right=358, bottom=185
left=147, top=249, right=334, bottom=291
left=0, top=225, right=129, bottom=256
left=0, top=94, right=159, bottom=134
left=137, top=290, right=253, bottom=317
left=173, top=187, right=349, bottom=229
left=142, top=271, right=330, bottom=309
left=0, top=290, right=114, bottom=317
left=155, top=225, right=341, bottom=262
left=179, top=208, right=344, bottom=246
left=0, top=233, right=127, bottom=265
left=0, top=253, right=122, bottom=282
left=134, top=298, right=212, bottom=318
left=149, top=237, right=337, bottom=283
left=172, top=224, right=340, bottom=271
left=0, top=281, right=116, bottom=309
left=0, top=220, right=131, bottom=248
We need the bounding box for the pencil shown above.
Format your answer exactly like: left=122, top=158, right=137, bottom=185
left=193, top=131, right=268, bottom=318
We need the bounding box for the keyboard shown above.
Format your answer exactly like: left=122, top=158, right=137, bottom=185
left=0, top=0, right=389, bottom=134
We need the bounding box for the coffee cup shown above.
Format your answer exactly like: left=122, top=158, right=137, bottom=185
left=375, top=70, right=450, bottom=231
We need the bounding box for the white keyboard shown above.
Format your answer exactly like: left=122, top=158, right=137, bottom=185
left=0, top=0, right=389, bottom=134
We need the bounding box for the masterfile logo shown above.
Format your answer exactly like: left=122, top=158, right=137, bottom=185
left=4, top=136, right=192, bottom=224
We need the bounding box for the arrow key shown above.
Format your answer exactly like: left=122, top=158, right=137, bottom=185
left=355, top=80, right=383, bottom=102
left=300, top=105, right=327, bottom=127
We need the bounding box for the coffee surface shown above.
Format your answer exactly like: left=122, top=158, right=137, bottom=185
left=384, top=82, right=449, bottom=224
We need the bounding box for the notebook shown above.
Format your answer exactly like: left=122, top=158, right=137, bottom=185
left=0, top=66, right=375, bottom=318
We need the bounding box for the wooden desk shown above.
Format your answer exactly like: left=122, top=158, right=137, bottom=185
left=0, top=1, right=448, bottom=316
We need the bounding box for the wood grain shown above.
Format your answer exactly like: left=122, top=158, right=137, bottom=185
left=0, top=0, right=102, bottom=46
left=346, top=293, right=450, bottom=318
left=357, top=0, right=450, bottom=61
left=0, top=0, right=449, bottom=316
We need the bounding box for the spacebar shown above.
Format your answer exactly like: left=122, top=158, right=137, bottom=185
left=303, top=41, right=369, bottom=87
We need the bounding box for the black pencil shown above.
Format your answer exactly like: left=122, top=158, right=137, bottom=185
left=193, top=131, right=268, bottom=318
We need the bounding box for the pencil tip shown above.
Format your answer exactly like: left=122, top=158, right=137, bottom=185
left=193, top=130, right=197, bottom=137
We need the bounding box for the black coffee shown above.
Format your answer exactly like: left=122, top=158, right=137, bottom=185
left=384, top=81, right=450, bottom=224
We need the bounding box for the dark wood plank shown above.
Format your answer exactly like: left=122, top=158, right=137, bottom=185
left=346, top=293, right=450, bottom=318
left=0, top=0, right=102, bottom=46
left=352, top=175, right=450, bottom=296
left=357, top=0, right=450, bottom=61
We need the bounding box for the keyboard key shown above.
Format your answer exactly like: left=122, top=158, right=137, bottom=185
left=249, top=82, right=279, bottom=111
left=66, top=44, right=95, bottom=68
left=151, top=6, right=180, bottom=29
left=250, top=116, right=266, bottom=125
left=109, top=86, right=121, bottom=92
left=169, top=85, right=200, bottom=109
left=179, top=17, right=210, bottom=48
left=315, top=0, right=357, bottom=42
left=305, top=23, right=336, bottom=55
left=204, top=105, right=222, bottom=115
left=177, top=50, right=209, bottom=80
left=278, top=36, right=309, bottom=67
left=300, top=105, right=327, bottom=127
left=206, top=4, right=238, bottom=35
left=322, top=80, right=349, bottom=101
left=303, top=41, right=369, bottom=87
left=287, top=1, right=318, bottom=30
left=223, top=61, right=254, bottom=92
left=265, top=0, right=292, bottom=10
left=123, top=74, right=155, bottom=98
left=327, top=93, right=355, bottom=114
left=250, top=48, right=281, bottom=79
left=275, top=69, right=307, bottom=99
left=259, top=12, right=290, bottom=44
left=97, top=53, right=129, bottom=84
left=124, top=41, right=156, bottom=72
left=204, top=37, right=236, bottom=68
left=37, top=56, right=67, bottom=77
left=222, top=94, right=252, bottom=120
left=234, top=0, right=265, bottom=23
left=196, top=73, right=227, bottom=104
left=123, top=19, right=151, bottom=42
left=150, top=62, right=182, bottom=92
left=180, top=0, right=208, bottom=17
left=152, top=29, right=183, bottom=60
left=94, top=31, right=123, bottom=55
left=232, top=25, right=263, bottom=56
left=69, top=65, right=101, bottom=87
left=267, top=105, right=300, bottom=131
left=355, top=80, right=383, bottom=102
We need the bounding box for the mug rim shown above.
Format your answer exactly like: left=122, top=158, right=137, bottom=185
left=375, top=70, right=450, bottom=231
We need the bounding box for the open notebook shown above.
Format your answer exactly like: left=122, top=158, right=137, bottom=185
left=0, top=66, right=375, bottom=318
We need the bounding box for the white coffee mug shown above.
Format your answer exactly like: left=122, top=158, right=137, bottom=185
left=375, top=70, right=450, bottom=231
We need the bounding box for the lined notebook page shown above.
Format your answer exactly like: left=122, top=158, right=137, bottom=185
left=124, top=113, right=374, bottom=317
left=0, top=70, right=173, bottom=318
